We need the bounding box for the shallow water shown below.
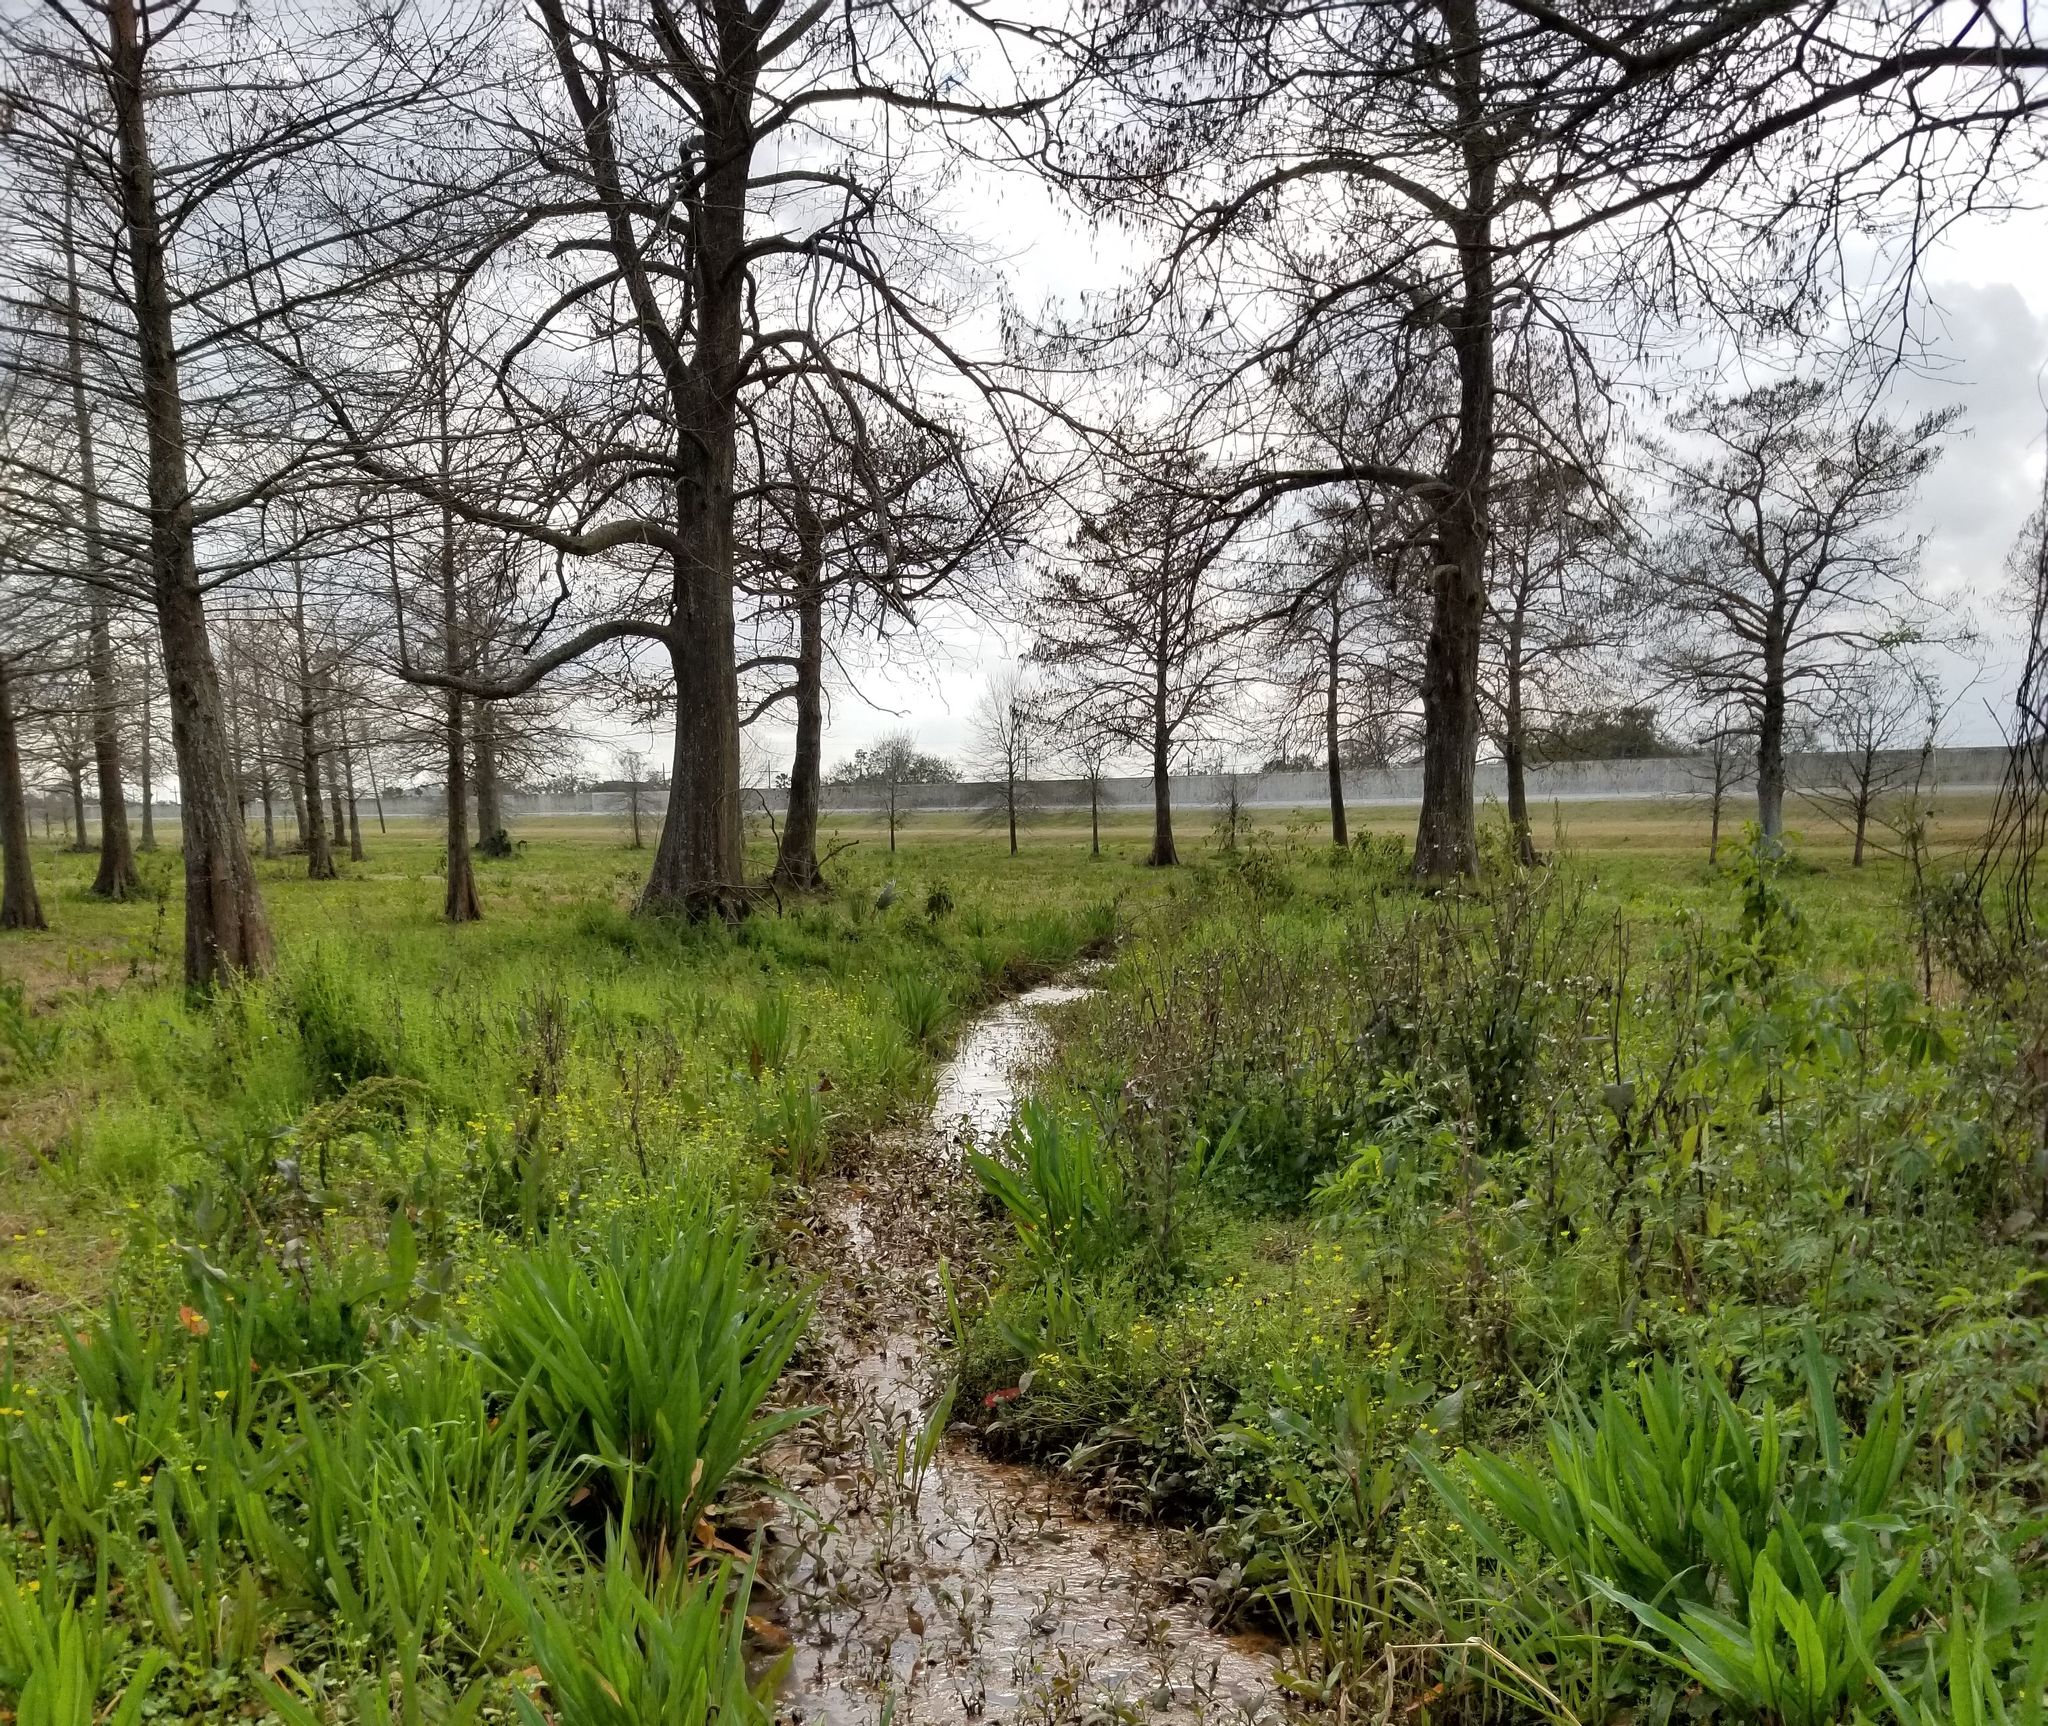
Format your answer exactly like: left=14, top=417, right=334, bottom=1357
left=766, top=983, right=1288, bottom=1726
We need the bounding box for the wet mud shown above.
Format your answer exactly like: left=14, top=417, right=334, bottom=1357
left=763, top=984, right=1288, bottom=1726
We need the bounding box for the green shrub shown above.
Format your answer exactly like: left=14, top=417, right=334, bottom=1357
left=282, top=945, right=400, bottom=1094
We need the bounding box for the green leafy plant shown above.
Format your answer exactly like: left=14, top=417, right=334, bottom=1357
left=884, top=972, right=953, bottom=1048
left=1417, top=1338, right=1930, bottom=1724
left=504, top=1540, right=775, bottom=1726
left=968, top=1099, right=1129, bottom=1276
left=474, top=1207, right=813, bottom=1546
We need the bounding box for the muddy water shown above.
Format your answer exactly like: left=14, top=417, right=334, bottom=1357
left=765, top=983, right=1288, bottom=1726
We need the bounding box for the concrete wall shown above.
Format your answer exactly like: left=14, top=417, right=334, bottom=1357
left=73, top=746, right=2005, bottom=826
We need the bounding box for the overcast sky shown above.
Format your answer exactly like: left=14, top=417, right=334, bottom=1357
left=592, top=180, right=2048, bottom=782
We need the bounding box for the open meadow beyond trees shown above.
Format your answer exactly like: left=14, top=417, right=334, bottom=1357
left=0, top=799, right=2042, bottom=1726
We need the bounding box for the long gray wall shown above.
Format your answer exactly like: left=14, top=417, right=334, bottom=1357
left=66, top=746, right=2006, bottom=827
left=312, top=745, right=2007, bottom=821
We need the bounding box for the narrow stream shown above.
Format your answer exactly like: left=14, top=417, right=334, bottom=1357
left=762, top=983, right=1288, bottom=1726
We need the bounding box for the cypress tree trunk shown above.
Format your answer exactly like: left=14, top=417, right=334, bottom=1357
left=292, top=566, right=334, bottom=881
left=1503, top=616, right=1536, bottom=868
left=1411, top=38, right=1495, bottom=884
left=65, top=188, right=139, bottom=900
left=358, top=719, right=386, bottom=834
left=68, top=763, right=90, bottom=853
left=1325, top=594, right=1348, bottom=849
left=341, top=724, right=364, bottom=862
left=1147, top=669, right=1177, bottom=867
left=472, top=699, right=510, bottom=857
left=770, top=563, right=825, bottom=891
left=633, top=102, right=749, bottom=923
left=440, top=500, right=480, bottom=923
left=107, top=0, right=270, bottom=983
left=138, top=649, right=156, bottom=852
left=0, top=659, right=46, bottom=932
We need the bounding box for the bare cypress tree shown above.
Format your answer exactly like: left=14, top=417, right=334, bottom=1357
left=55, top=184, right=139, bottom=899
left=1032, top=0, right=2047, bottom=878
left=1033, top=455, right=1249, bottom=868
left=291, top=0, right=1041, bottom=921
left=970, top=668, right=1039, bottom=857
left=1645, top=378, right=1956, bottom=842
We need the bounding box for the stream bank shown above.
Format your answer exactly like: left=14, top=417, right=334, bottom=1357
left=762, top=982, right=1288, bottom=1726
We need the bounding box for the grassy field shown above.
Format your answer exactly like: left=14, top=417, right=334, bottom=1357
left=0, top=790, right=2036, bottom=1725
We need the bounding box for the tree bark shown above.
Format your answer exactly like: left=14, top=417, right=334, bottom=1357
left=137, top=648, right=156, bottom=853
left=1503, top=609, right=1536, bottom=867
left=67, top=762, right=90, bottom=854
left=1756, top=624, right=1787, bottom=842
left=1147, top=677, right=1177, bottom=867
left=1089, top=779, right=1100, bottom=857
left=358, top=719, right=386, bottom=834
left=440, top=500, right=481, bottom=923
left=258, top=733, right=277, bottom=859
left=1412, top=4, right=1495, bottom=883
left=1007, top=771, right=1019, bottom=856
left=292, top=565, right=335, bottom=881
left=324, top=704, right=346, bottom=858
left=630, top=82, right=750, bottom=922
left=341, top=723, right=364, bottom=862
left=64, top=187, right=140, bottom=901
left=473, top=698, right=510, bottom=857
left=1325, top=594, right=1348, bottom=849
left=771, top=554, right=825, bottom=892
left=106, top=0, right=270, bottom=984
left=0, top=660, right=46, bottom=932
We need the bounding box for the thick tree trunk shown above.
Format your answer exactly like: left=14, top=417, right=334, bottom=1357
left=107, top=0, right=270, bottom=984
left=473, top=699, right=510, bottom=857
left=1325, top=599, right=1348, bottom=849
left=65, top=193, right=139, bottom=901
left=770, top=566, right=825, bottom=892
left=635, top=106, right=750, bottom=922
left=1412, top=18, right=1495, bottom=884
left=0, top=660, right=46, bottom=932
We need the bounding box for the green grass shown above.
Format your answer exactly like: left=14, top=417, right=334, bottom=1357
left=953, top=801, right=2046, bottom=1724
left=0, top=792, right=2028, bottom=1725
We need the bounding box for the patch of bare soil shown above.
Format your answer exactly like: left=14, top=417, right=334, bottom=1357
left=761, top=986, right=1288, bottom=1726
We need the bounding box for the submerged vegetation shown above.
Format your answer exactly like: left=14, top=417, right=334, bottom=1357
left=0, top=802, right=2041, bottom=1723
